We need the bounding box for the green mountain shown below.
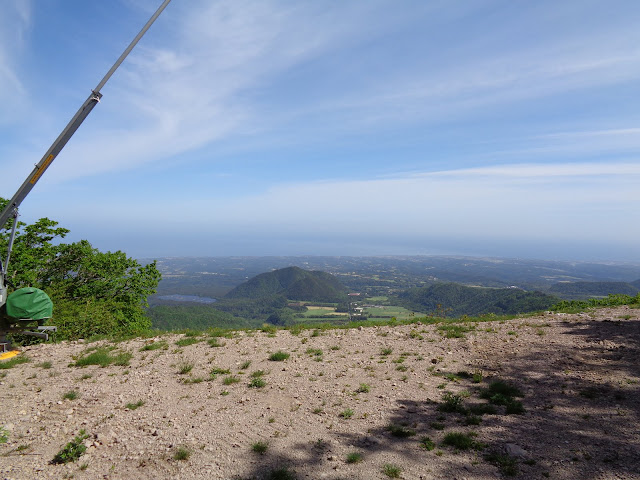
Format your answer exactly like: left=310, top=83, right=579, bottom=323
left=548, top=281, right=640, bottom=299
left=396, top=283, right=558, bottom=317
left=224, top=266, right=347, bottom=303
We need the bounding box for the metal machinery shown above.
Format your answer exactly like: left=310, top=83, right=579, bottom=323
left=0, top=0, right=172, bottom=353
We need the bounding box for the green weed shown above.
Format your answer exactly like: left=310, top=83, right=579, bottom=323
left=51, top=430, right=89, bottom=464
left=382, top=463, right=402, bottom=478
left=251, top=440, right=269, bottom=454
left=126, top=400, right=145, bottom=410
left=269, top=351, right=290, bottom=361
left=346, top=451, right=363, bottom=463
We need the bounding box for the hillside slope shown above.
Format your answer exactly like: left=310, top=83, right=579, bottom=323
left=224, top=266, right=347, bottom=302
left=396, top=283, right=558, bottom=317
left=1, top=307, right=638, bottom=479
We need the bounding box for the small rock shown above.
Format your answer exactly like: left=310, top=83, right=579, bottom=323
left=504, top=443, right=530, bottom=460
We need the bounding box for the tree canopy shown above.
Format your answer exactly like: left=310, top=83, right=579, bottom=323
left=1, top=198, right=161, bottom=339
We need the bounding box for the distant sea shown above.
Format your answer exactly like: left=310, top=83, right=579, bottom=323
left=157, top=294, right=217, bottom=304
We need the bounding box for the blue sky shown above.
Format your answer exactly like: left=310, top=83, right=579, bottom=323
left=1, top=0, right=639, bottom=261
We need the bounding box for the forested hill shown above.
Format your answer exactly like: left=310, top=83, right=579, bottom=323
left=224, top=266, right=347, bottom=302
left=396, top=283, right=558, bottom=317
left=548, top=281, right=640, bottom=299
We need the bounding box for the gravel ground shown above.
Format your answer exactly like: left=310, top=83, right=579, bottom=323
left=1, top=307, right=639, bottom=479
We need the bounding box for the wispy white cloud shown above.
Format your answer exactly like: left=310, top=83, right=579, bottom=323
left=0, top=0, right=30, bottom=124
left=60, top=162, right=638, bottom=252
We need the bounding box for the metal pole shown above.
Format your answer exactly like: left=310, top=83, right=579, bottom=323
left=0, top=0, right=173, bottom=307
left=0, top=0, right=173, bottom=231
left=94, top=0, right=173, bottom=93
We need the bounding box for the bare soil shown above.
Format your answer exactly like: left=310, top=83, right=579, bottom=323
left=1, top=307, right=639, bottom=479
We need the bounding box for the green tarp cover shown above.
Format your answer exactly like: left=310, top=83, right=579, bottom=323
left=6, top=287, right=53, bottom=320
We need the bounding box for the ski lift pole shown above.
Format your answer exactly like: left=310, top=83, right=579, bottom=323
left=0, top=0, right=172, bottom=231
left=0, top=0, right=172, bottom=304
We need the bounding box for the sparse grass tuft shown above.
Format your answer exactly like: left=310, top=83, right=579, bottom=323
left=267, top=467, right=296, bottom=480
left=382, top=463, right=402, bottom=478
left=126, top=400, right=145, bottom=410
left=208, top=338, right=226, bottom=348
left=356, top=383, right=371, bottom=393
left=140, top=340, right=168, bottom=351
left=175, top=337, right=201, bottom=347
left=346, top=451, right=363, bottom=463
left=73, top=348, right=131, bottom=368
left=485, top=452, right=518, bottom=476
left=251, top=440, right=269, bottom=454
left=387, top=423, right=416, bottom=438
left=380, top=347, right=393, bottom=356
left=177, top=362, right=194, bottom=375
left=173, top=446, right=191, bottom=461
left=38, top=361, right=53, bottom=369
left=223, top=375, right=240, bottom=385
left=439, top=391, right=467, bottom=413
left=269, top=351, right=290, bottom=361
left=0, top=355, right=30, bottom=369
left=339, top=408, right=354, bottom=419
left=419, top=436, right=435, bottom=450
left=63, top=390, right=79, bottom=401
left=249, top=377, right=266, bottom=388
left=442, top=431, right=481, bottom=451
left=240, top=360, right=252, bottom=370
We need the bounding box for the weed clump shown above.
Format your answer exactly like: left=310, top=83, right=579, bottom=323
left=73, top=347, right=131, bottom=368
left=139, top=340, right=168, bottom=351
left=480, top=380, right=525, bottom=414
left=269, top=351, right=290, bottom=361
left=442, top=431, right=482, bottom=451
left=387, top=423, right=416, bottom=438
left=419, top=436, right=435, bottom=450
left=346, top=451, right=363, bottom=463
left=439, top=391, right=467, bottom=413
left=382, top=463, right=402, bottom=478
left=51, top=430, right=89, bottom=464
left=173, top=446, right=191, bottom=461
left=0, top=355, right=30, bottom=369
left=251, top=440, right=269, bottom=454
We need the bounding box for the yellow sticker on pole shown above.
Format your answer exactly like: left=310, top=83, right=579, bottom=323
left=30, top=154, right=55, bottom=184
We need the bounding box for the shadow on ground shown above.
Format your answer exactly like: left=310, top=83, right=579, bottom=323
left=234, top=315, right=640, bottom=479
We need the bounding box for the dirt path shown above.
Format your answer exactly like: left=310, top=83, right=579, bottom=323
left=1, top=307, right=639, bottom=479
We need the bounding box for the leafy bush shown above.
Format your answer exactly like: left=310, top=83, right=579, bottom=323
left=0, top=199, right=161, bottom=341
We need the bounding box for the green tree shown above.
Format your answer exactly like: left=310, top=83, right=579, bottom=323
left=1, top=198, right=161, bottom=339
